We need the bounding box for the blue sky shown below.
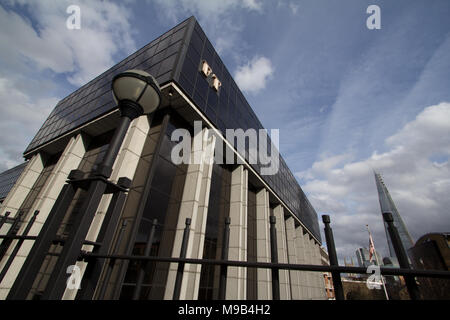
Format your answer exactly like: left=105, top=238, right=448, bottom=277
left=0, top=0, right=449, bottom=262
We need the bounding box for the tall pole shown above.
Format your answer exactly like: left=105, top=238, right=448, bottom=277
left=322, top=215, right=344, bottom=300
left=366, top=224, right=389, bottom=300
left=383, top=212, right=421, bottom=300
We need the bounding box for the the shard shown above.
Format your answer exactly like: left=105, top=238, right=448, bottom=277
left=374, top=172, right=414, bottom=259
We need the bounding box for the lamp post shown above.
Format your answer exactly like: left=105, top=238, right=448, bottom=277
left=8, top=70, right=161, bottom=300
left=44, top=70, right=161, bottom=299
left=96, top=70, right=161, bottom=178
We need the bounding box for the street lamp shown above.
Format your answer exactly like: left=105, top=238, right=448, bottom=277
left=96, top=70, right=161, bottom=178
left=8, top=70, right=162, bottom=300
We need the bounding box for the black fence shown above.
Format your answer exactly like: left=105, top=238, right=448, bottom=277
left=1, top=196, right=450, bottom=300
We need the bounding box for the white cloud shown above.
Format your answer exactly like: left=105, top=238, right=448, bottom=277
left=152, top=0, right=262, bottom=21
left=297, top=102, right=450, bottom=261
left=0, top=1, right=136, bottom=86
left=0, top=1, right=137, bottom=170
left=234, top=56, right=274, bottom=93
left=0, top=77, right=57, bottom=171
left=151, top=0, right=262, bottom=60
left=289, top=2, right=299, bottom=15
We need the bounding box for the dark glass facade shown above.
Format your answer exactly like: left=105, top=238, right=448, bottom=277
left=0, top=162, right=27, bottom=201
left=21, top=16, right=320, bottom=241
left=246, top=187, right=258, bottom=299
left=198, top=163, right=231, bottom=299
left=120, top=113, right=188, bottom=300
left=29, top=132, right=112, bottom=299
left=24, top=19, right=191, bottom=154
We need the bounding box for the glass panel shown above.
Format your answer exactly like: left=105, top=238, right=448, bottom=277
left=198, top=164, right=231, bottom=300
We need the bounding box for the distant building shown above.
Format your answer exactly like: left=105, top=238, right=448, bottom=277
left=343, top=257, right=358, bottom=279
left=355, top=247, right=383, bottom=268
left=320, top=246, right=335, bottom=300
left=408, top=232, right=450, bottom=299
left=374, top=172, right=414, bottom=263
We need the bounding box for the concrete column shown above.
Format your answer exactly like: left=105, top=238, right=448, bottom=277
left=85, top=115, right=152, bottom=244
left=273, top=205, right=290, bottom=300
left=303, top=233, right=315, bottom=299
left=0, top=153, right=45, bottom=299
left=285, top=217, right=301, bottom=299
left=225, top=165, right=248, bottom=300
left=0, top=133, right=89, bottom=299
left=190, top=133, right=215, bottom=299
left=63, top=115, right=152, bottom=300
left=307, top=237, right=318, bottom=299
left=313, top=241, right=327, bottom=300
left=164, top=129, right=216, bottom=300
left=294, top=226, right=308, bottom=299
left=0, top=153, right=45, bottom=220
left=255, top=188, right=271, bottom=300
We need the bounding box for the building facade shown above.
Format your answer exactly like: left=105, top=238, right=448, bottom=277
left=0, top=17, right=326, bottom=300
left=408, top=233, right=450, bottom=299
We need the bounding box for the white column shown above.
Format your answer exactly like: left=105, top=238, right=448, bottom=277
left=303, top=233, right=314, bottom=299
left=0, top=153, right=45, bottom=299
left=273, top=205, right=290, bottom=300
left=294, top=226, right=308, bottom=299
left=0, top=133, right=89, bottom=299
left=225, top=165, right=248, bottom=300
left=285, top=217, right=301, bottom=299
left=164, top=129, right=215, bottom=300
left=255, top=188, right=271, bottom=300
left=63, top=115, right=152, bottom=300
left=313, top=241, right=327, bottom=300
left=190, top=133, right=215, bottom=299
left=308, top=237, right=318, bottom=299
left=0, top=153, right=45, bottom=220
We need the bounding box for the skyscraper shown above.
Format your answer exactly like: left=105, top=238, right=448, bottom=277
left=374, top=172, right=414, bottom=259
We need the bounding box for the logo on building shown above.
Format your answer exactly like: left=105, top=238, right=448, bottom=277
left=199, top=60, right=222, bottom=92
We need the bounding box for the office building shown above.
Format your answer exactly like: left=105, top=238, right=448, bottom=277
left=408, top=232, right=450, bottom=299
left=0, top=17, right=325, bottom=300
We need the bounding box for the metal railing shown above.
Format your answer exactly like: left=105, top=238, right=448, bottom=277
left=1, top=189, right=450, bottom=300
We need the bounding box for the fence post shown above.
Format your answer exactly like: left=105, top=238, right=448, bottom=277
left=97, top=220, right=128, bottom=300
left=322, top=215, right=344, bottom=300
left=0, top=210, right=39, bottom=282
left=0, top=211, right=10, bottom=231
left=270, top=215, right=280, bottom=300
left=7, top=170, right=82, bottom=300
left=0, top=210, right=24, bottom=261
left=173, top=218, right=191, bottom=300
left=383, top=212, right=421, bottom=300
left=133, top=219, right=158, bottom=300
left=218, top=217, right=230, bottom=300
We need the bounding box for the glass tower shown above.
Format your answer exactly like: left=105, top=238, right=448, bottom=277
left=374, top=172, right=414, bottom=258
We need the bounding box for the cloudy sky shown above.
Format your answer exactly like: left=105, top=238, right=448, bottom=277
left=0, top=0, right=449, bottom=263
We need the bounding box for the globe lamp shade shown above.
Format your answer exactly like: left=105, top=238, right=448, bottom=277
left=112, top=69, right=161, bottom=115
